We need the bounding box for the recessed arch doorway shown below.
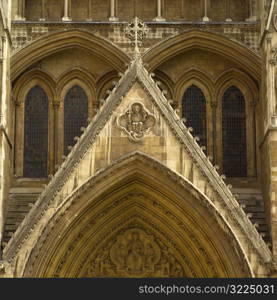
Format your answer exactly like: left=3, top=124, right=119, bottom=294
left=21, top=153, right=252, bottom=278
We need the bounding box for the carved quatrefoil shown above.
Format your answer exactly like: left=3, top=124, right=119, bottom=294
left=117, top=102, right=156, bottom=142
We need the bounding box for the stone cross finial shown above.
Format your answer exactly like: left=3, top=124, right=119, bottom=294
left=125, top=17, right=149, bottom=59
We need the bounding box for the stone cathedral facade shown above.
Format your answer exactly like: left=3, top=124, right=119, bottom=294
left=0, top=0, right=277, bottom=278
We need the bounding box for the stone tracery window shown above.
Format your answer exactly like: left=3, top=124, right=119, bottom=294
left=182, top=85, right=207, bottom=149
left=222, top=86, right=247, bottom=177
left=24, top=85, right=48, bottom=178
left=64, top=85, right=88, bottom=155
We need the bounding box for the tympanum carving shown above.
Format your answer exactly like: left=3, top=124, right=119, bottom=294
left=86, top=228, right=184, bottom=277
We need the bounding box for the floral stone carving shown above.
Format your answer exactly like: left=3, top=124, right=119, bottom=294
left=117, top=102, right=156, bottom=142
left=86, top=228, right=184, bottom=278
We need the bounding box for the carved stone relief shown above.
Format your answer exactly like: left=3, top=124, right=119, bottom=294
left=117, top=102, right=156, bottom=142
left=86, top=228, right=184, bottom=277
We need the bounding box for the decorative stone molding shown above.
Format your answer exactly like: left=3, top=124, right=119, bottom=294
left=117, top=102, right=156, bottom=142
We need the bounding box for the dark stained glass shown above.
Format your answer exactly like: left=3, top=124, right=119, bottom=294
left=64, top=85, right=88, bottom=155
left=182, top=85, right=207, bottom=149
left=24, top=85, right=48, bottom=178
left=222, top=86, right=247, bottom=177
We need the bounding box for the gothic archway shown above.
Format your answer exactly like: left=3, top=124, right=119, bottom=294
left=143, top=29, right=260, bottom=80
left=11, top=29, right=129, bottom=81
left=19, top=153, right=253, bottom=278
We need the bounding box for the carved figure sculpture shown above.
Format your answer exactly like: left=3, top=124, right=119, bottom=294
left=117, top=102, right=156, bottom=142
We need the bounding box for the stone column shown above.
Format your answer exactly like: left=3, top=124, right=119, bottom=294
left=202, top=0, right=209, bottom=22
left=225, top=0, right=232, bottom=22
left=268, top=37, right=277, bottom=121
left=250, top=101, right=257, bottom=176
left=15, top=0, right=25, bottom=21
left=14, top=100, right=23, bottom=177
left=62, top=0, right=72, bottom=21
left=39, top=0, right=46, bottom=21
left=87, top=0, right=92, bottom=21
left=109, top=0, right=118, bottom=21
left=246, top=0, right=257, bottom=21
left=53, top=101, right=60, bottom=170
left=153, top=0, right=165, bottom=22
left=211, top=102, right=217, bottom=165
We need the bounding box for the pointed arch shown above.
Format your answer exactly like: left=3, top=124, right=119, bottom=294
left=222, top=86, right=247, bottom=177
left=11, top=30, right=130, bottom=81
left=16, top=152, right=256, bottom=278
left=182, top=85, right=207, bottom=151
left=57, top=68, right=96, bottom=94
left=24, top=85, right=49, bottom=178
left=215, top=68, right=259, bottom=102
left=56, top=67, right=96, bottom=118
left=215, top=69, right=258, bottom=177
left=13, top=69, right=56, bottom=177
left=143, top=30, right=261, bottom=81
left=174, top=68, right=213, bottom=155
left=13, top=69, right=56, bottom=102
left=63, top=85, right=88, bottom=156
left=174, top=68, right=214, bottom=103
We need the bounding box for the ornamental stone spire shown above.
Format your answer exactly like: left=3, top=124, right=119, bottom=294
left=124, top=17, right=149, bottom=60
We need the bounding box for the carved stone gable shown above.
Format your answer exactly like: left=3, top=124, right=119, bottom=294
left=117, top=102, right=156, bottom=142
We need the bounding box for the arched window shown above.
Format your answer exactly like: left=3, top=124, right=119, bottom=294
left=24, top=85, right=48, bottom=178
left=64, top=85, right=88, bottom=155
left=182, top=85, right=207, bottom=149
left=222, top=86, right=247, bottom=177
